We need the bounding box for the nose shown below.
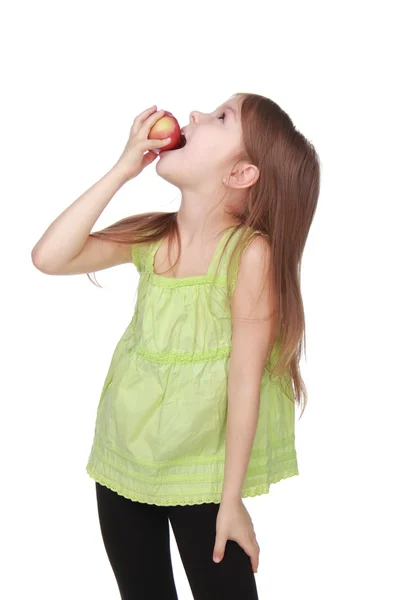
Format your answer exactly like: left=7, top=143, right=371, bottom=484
left=189, top=110, right=201, bottom=124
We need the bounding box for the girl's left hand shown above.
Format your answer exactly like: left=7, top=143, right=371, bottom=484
left=213, top=498, right=260, bottom=573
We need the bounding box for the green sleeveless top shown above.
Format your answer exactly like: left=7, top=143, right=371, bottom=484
left=86, top=225, right=299, bottom=505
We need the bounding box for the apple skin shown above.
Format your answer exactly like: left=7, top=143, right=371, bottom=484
left=148, top=110, right=185, bottom=152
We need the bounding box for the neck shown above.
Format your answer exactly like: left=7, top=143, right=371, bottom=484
left=175, top=191, right=241, bottom=242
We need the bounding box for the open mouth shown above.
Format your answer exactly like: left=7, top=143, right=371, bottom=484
left=177, top=133, right=187, bottom=149
left=159, top=133, right=187, bottom=156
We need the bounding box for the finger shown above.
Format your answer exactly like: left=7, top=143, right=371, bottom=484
left=131, top=106, right=158, bottom=135
left=142, top=150, right=158, bottom=167
left=254, top=542, right=260, bottom=572
left=133, top=105, right=157, bottom=123
left=146, top=137, right=172, bottom=150
left=250, top=552, right=258, bottom=573
left=242, top=541, right=259, bottom=573
left=213, top=536, right=227, bottom=562
left=138, top=109, right=166, bottom=138
left=135, top=136, right=170, bottom=154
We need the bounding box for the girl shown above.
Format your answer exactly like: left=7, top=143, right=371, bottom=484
left=32, top=93, right=320, bottom=600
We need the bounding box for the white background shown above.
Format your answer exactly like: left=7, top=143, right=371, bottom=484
left=1, top=0, right=399, bottom=598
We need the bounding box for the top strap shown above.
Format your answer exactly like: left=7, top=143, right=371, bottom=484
left=210, top=226, right=267, bottom=294
left=131, top=241, right=150, bottom=273
left=207, top=225, right=243, bottom=277
left=134, top=225, right=241, bottom=278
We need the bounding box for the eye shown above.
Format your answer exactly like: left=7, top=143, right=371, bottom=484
left=218, top=112, right=226, bottom=122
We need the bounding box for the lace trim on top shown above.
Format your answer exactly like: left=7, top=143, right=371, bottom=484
left=87, top=469, right=299, bottom=506
left=135, top=345, right=231, bottom=364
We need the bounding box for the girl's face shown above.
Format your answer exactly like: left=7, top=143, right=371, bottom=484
left=155, top=95, right=244, bottom=189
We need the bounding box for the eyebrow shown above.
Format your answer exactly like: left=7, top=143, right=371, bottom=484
left=218, top=104, right=238, bottom=122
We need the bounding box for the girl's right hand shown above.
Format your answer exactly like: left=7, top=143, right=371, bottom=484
left=115, top=107, right=171, bottom=181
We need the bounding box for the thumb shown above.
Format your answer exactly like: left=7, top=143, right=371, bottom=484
left=142, top=150, right=158, bottom=167
left=213, top=535, right=227, bottom=563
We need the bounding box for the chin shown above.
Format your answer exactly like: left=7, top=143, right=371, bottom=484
left=155, top=157, right=183, bottom=187
left=155, top=150, right=208, bottom=188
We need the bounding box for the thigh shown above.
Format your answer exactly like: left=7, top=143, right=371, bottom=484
left=95, top=482, right=178, bottom=600
left=168, top=502, right=259, bottom=600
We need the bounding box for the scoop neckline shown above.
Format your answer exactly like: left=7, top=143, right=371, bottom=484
left=151, top=225, right=238, bottom=282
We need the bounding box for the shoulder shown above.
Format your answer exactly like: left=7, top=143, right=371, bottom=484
left=240, top=233, right=271, bottom=270
left=233, top=232, right=272, bottom=289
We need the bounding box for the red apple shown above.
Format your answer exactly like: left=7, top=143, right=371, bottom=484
left=148, top=110, right=186, bottom=153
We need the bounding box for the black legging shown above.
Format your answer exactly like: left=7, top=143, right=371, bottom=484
left=95, top=482, right=259, bottom=600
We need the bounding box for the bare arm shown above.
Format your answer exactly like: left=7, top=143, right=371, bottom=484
left=33, top=235, right=134, bottom=275
left=221, top=235, right=277, bottom=502
left=31, top=165, right=130, bottom=275
left=31, top=106, right=171, bottom=276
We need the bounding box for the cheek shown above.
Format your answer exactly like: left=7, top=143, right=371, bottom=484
left=187, top=135, right=228, bottom=164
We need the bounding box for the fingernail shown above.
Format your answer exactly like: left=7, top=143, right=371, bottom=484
left=213, top=556, right=221, bottom=563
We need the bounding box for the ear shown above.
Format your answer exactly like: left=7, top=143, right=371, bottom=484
left=229, top=162, right=260, bottom=190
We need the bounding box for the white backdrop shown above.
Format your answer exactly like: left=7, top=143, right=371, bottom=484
left=1, top=0, right=399, bottom=598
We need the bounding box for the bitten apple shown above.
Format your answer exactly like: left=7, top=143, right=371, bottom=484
left=148, top=110, right=186, bottom=153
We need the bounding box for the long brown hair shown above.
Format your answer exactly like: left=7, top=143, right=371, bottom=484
left=88, top=93, right=321, bottom=418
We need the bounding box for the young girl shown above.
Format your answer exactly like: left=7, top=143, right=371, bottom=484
left=32, top=93, right=320, bottom=600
